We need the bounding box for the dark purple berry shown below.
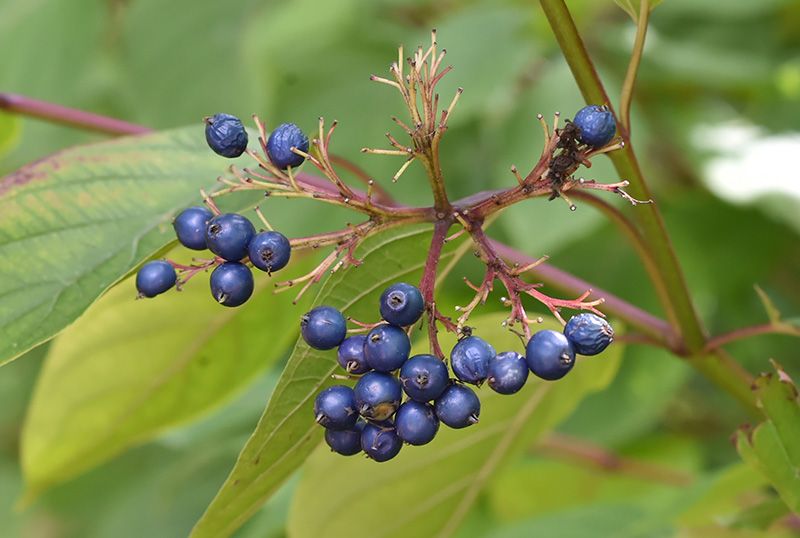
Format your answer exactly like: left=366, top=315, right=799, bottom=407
left=364, top=324, right=411, bottom=372
left=337, top=335, right=370, bottom=374
left=209, top=262, right=254, bottom=307
left=361, top=421, right=402, bottom=462
left=205, top=113, right=248, bottom=158
left=266, top=123, right=309, bottom=169
left=434, top=384, right=480, bottom=429
left=313, top=385, right=358, bottom=431
left=354, top=371, right=402, bottom=421
left=173, top=206, right=213, bottom=250
left=248, top=231, right=291, bottom=273
left=487, top=351, right=529, bottom=395
left=450, top=335, right=495, bottom=384
left=136, top=260, right=176, bottom=298
left=564, top=313, right=614, bottom=356
left=205, top=213, right=256, bottom=262
left=379, top=282, right=424, bottom=327
left=324, top=420, right=366, bottom=456
left=399, top=354, right=449, bottom=402
left=526, top=329, right=576, bottom=381
left=572, top=105, right=616, bottom=147
left=395, top=401, right=439, bottom=446
left=300, top=306, right=347, bottom=350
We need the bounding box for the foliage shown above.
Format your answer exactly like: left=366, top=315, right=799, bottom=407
left=1, top=0, right=799, bottom=537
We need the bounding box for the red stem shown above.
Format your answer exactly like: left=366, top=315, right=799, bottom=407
left=3, top=93, right=677, bottom=347
left=0, top=93, right=151, bottom=136
left=419, top=219, right=455, bottom=358
left=704, top=323, right=800, bottom=353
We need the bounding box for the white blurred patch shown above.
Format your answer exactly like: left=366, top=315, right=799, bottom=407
left=692, top=123, right=800, bottom=201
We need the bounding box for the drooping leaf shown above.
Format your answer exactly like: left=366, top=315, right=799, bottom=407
left=286, top=312, right=622, bottom=538
left=735, top=361, right=800, bottom=513
left=189, top=224, right=472, bottom=538
left=0, top=126, right=237, bottom=366
left=20, top=251, right=313, bottom=501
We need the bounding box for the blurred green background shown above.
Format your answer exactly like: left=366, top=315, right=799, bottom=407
left=1, top=0, right=799, bottom=536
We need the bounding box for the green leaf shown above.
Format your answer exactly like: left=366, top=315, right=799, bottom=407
left=613, top=0, right=664, bottom=21
left=20, top=250, right=311, bottom=501
left=190, top=225, right=472, bottom=538
left=0, top=126, right=234, bottom=366
left=754, top=285, right=782, bottom=325
left=0, top=110, right=21, bottom=158
left=735, top=361, right=800, bottom=513
left=285, top=313, right=622, bottom=538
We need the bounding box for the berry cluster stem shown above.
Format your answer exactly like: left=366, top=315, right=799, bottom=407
left=539, top=0, right=757, bottom=413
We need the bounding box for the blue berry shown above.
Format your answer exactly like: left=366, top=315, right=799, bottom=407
left=450, top=336, right=495, bottom=385
left=360, top=421, right=402, bottom=462
left=572, top=105, right=616, bottom=148
left=136, top=260, right=177, bottom=298
left=266, top=123, right=309, bottom=169
left=324, top=420, right=366, bottom=456
left=399, top=354, right=449, bottom=402
left=364, top=324, right=411, bottom=372
left=248, top=231, right=291, bottom=273
left=354, top=371, right=402, bottom=421
left=526, top=330, right=576, bottom=381
left=379, top=282, right=424, bottom=327
left=173, top=206, right=213, bottom=250
left=205, top=113, right=248, bottom=158
left=395, top=401, right=439, bottom=446
left=300, top=305, right=347, bottom=350
left=210, top=262, right=254, bottom=307
left=205, top=213, right=256, bottom=262
left=564, top=313, right=614, bottom=356
left=487, top=351, right=529, bottom=395
left=434, top=384, right=480, bottom=429
left=314, top=385, right=358, bottom=431
left=337, top=335, right=370, bottom=375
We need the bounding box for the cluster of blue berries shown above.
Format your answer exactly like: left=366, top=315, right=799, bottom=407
left=308, top=283, right=614, bottom=462
left=135, top=114, right=311, bottom=305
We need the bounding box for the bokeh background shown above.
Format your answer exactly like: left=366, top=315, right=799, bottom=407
left=1, top=0, right=799, bottom=536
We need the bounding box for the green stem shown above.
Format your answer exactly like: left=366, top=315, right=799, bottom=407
left=619, top=0, right=649, bottom=134
left=539, top=0, right=757, bottom=413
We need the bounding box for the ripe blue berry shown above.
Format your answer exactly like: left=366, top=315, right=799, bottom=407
left=205, top=113, right=248, bottom=158
left=526, top=329, right=576, bottom=380
left=361, top=421, right=402, bottom=462
left=210, top=262, right=254, bottom=307
left=324, top=420, right=366, bottom=456
left=205, top=213, right=256, bottom=262
left=487, top=351, right=529, bottom=395
left=572, top=105, right=616, bottom=148
left=434, top=384, right=480, bottom=429
left=364, top=324, right=411, bottom=372
left=354, top=371, right=402, bottom=421
left=248, top=231, right=291, bottom=273
left=173, top=206, right=213, bottom=250
left=300, top=305, right=347, bottom=350
left=379, top=282, right=424, bottom=327
left=337, top=335, right=370, bottom=375
left=136, top=260, right=176, bottom=298
left=314, top=385, right=358, bottom=431
left=266, top=123, right=309, bottom=169
left=395, top=401, right=439, bottom=446
left=564, top=313, right=614, bottom=356
left=399, top=354, right=449, bottom=402
left=450, top=335, right=495, bottom=385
